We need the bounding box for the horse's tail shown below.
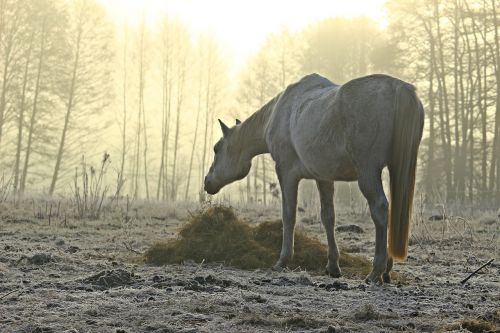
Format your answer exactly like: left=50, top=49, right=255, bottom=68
left=388, top=82, right=424, bottom=260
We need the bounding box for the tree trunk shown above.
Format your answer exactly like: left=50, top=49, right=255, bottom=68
left=133, top=21, right=146, bottom=199
left=453, top=1, right=463, bottom=203
left=118, top=25, right=127, bottom=195
left=434, top=0, right=453, bottom=200
left=425, top=24, right=436, bottom=200
left=185, top=72, right=202, bottom=201
left=14, top=29, right=35, bottom=196
left=141, top=88, right=149, bottom=199
left=133, top=85, right=141, bottom=199
left=470, top=3, right=484, bottom=205
left=157, top=27, right=173, bottom=201
left=0, top=27, right=13, bottom=147
left=200, top=57, right=212, bottom=201
left=170, top=56, right=186, bottom=201
left=263, top=156, right=268, bottom=205
left=490, top=0, right=500, bottom=202
left=246, top=174, right=251, bottom=203
left=481, top=1, right=488, bottom=203
left=459, top=5, right=475, bottom=205
left=163, top=73, right=172, bottom=200
left=253, top=157, right=259, bottom=203
left=139, top=19, right=150, bottom=199
left=49, top=22, right=82, bottom=195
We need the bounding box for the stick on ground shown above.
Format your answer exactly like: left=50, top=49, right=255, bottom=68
left=0, top=289, right=22, bottom=300
left=460, top=258, right=494, bottom=284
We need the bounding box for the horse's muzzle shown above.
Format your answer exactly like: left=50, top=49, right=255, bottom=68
left=204, top=176, right=220, bottom=195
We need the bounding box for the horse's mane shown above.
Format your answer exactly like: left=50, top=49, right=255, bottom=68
left=237, top=93, right=279, bottom=143
left=237, top=74, right=334, bottom=143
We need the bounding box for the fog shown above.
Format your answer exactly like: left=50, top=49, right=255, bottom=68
left=0, top=0, right=498, bottom=209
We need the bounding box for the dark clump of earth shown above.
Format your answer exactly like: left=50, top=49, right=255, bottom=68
left=27, top=253, right=54, bottom=265
left=335, top=224, right=364, bottom=234
left=81, top=269, right=136, bottom=289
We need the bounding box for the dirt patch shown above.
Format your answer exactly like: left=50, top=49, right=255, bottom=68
left=353, top=304, right=398, bottom=321
left=81, top=269, right=137, bottom=289
left=144, top=205, right=373, bottom=278
left=336, top=224, right=364, bottom=233
left=27, top=253, right=54, bottom=265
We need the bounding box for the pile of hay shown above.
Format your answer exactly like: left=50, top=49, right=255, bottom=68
left=144, top=205, right=372, bottom=278
left=145, top=206, right=273, bottom=269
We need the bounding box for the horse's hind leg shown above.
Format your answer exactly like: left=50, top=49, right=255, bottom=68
left=316, top=181, right=341, bottom=277
left=357, top=170, right=390, bottom=284
left=384, top=256, right=393, bottom=283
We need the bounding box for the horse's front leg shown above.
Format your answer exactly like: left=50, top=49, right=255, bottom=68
left=273, top=170, right=299, bottom=270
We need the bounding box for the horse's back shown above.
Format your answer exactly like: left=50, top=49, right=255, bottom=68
left=286, top=73, right=336, bottom=92
left=266, top=73, right=337, bottom=152
left=339, top=74, right=418, bottom=170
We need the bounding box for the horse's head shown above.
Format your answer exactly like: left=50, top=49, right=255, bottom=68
left=204, top=118, right=251, bottom=195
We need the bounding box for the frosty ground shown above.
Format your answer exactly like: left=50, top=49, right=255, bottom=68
left=0, top=200, right=498, bottom=333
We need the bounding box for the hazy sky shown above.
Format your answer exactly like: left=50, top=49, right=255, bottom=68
left=99, top=0, right=387, bottom=61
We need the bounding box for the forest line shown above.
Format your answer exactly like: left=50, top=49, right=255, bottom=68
left=0, top=0, right=498, bottom=208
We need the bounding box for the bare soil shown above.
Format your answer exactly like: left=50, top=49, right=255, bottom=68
left=0, top=201, right=498, bottom=332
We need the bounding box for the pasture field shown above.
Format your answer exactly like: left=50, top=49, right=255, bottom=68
left=0, top=199, right=498, bottom=333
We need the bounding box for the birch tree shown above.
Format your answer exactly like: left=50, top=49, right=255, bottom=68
left=49, top=0, right=114, bottom=195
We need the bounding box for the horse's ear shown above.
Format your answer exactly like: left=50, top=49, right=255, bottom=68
left=218, top=119, right=229, bottom=136
left=235, top=119, right=241, bottom=125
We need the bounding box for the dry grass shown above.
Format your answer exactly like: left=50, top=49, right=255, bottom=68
left=438, top=319, right=498, bottom=333
left=72, top=154, right=111, bottom=220
left=437, top=309, right=500, bottom=333
left=144, top=205, right=374, bottom=278
left=144, top=205, right=273, bottom=269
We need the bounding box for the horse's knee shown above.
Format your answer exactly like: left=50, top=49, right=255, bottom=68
left=370, top=197, right=388, bottom=227
left=375, top=198, right=388, bottom=213
left=320, top=207, right=334, bottom=225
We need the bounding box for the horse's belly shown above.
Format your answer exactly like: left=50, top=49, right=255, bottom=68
left=297, top=144, right=358, bottom=181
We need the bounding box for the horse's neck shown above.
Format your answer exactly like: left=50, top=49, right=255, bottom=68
left=237, top=104, right=272, bottom=158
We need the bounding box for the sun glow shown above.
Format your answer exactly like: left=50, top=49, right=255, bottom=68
left=99, top=0, right=386, bottom=61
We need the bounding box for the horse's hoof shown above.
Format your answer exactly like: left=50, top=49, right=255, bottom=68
left=326, top=270, right=342, bottom=278
left=365, top=272, right=384, bottom=285
left=272, top=264, right=285, bottom=272
left=383, top=272, right=391, bottom=284
left=326, top=264, right=342, bottom=278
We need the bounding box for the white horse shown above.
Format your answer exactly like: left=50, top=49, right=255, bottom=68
left=204, top=73, right=424, bottom=283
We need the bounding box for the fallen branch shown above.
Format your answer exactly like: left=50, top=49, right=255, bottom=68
left=123, top=241, right=142, bottom=255
left=461, top=259, right=494, bottom=284
left=0, top=289, right=22, bottom=300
